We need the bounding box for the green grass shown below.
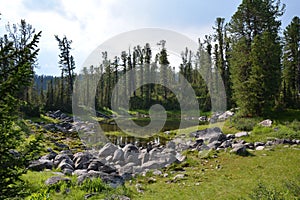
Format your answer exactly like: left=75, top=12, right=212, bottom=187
left=127, top=146, right=300, bottom=200
left=22, top=171, right=131, bottom=200
left=29, top=114, right=60, bottom=124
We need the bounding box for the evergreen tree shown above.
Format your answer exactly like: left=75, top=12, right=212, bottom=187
left=282, top=16, right=300, bottom=108
left=158, top=40, right=170, bottom=100
left=55, top=35, right=75, bottom=111
left=0, top=18, right=42, bottom=198
left=229, top=0, right=285, bottom=116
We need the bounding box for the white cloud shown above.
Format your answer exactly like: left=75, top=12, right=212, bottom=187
left=0, top=0, right=218, bottom=75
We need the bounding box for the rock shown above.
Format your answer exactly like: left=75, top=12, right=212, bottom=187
left=159, top=153, right=178, bottom=165
left=73, top=152, right=93, bottom=169
left=63, top=168, right=74, bottom=175
left=235, top=132, right=249, bottom=138
left=265, top=141, right=274, bottom=146
left=147, top=177, right=157, bottom=184
left=99, top=164, right=117, bottom=174
left=60, top=150, right=74, bottom=160
left=197, top=144, right=210, bottom=151
left=58, top=161, right=74, bottom=171
left=255, top=146, right=265, bottom=151
left=152, top=169, right=162, bottom=176
left=218, top=111, right=234, bottom=121
left=173, top=174, right=186, bottom=181
left=45, top=176, right=71, bottom=186
left=244, top=142, right=254, bottom=149
left=207, top=141, right=221, bottom=150
left=230, top=144, right=247, bottom=155
left=219, top=140, right=232, bottom=149
left=40, top=151, right=57, bottom=160
left=199, top=116, right=207, bottom=122
left=254, top=142, right=265, bottom=147
left=166, top=141, right=176, bottom=149
left=119, top=162, right=137, bottom=175
left=78, top=171, right=124, bottom=188
left=125, top=153, right=140, bottom=166
left=259, top=119, right=272, bottom=127
left=141, top=160, right=163, bottom=170
left=98, top=143, right=118, bottom=158
left=112, top=149, right=124, bottom=162
left=176, top=153, right=186, bottom=163
left=73, top=169, right=88, bottom=176
left=226, top=134, right=235, bottom=140
left=195, top=127, right=227, bottom=143
left=28, top=159, right=53, bottom=171
left=87, top=160, right=105, bottom=171
left=123, top=144, right=139, bottom=154
left=140, top=152, right=149, bottom=165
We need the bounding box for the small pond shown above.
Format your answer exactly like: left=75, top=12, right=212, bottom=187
left=100, top=118, right=200, bottom=147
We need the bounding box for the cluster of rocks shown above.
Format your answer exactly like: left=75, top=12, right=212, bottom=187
left=172, top=127, right=300, bottom=155
left=28, top=140, right=185, bottom=188
left=42, top=110, right=75, bottom=134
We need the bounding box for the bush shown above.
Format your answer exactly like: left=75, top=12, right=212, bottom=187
left=20, top=103, right=41, bottom=118
left=232, top=117, right=261, bottom=131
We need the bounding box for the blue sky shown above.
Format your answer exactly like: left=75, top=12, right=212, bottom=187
left=0, top=0, right=299, bottom=76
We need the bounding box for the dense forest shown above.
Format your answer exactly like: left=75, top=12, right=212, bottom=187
left=22, top=1, right=299, bottom=118
left=0, top=0, right=299, bottom=199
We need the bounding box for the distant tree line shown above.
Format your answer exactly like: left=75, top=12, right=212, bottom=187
left=26, top=0, right=300, bottom=117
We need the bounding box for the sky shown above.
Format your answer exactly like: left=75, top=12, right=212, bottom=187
left=0, top=0, right=299, bottom=76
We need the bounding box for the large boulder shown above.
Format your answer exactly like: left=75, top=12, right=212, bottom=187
left=54, top=154, right=74, bottom=168
left=192, top=127, right=226, bottom=143
left=98, top=143, right=118, bottom=158
left=230, top=143, right=247, bottom=155
left=119, top=162, right=136, bottom=175
left=122, top=144, right=139, bottom=154
left=73, top=152, right=93, bottom=169
left=28, top=159, right=53, bottom=171
left=78, top=171, right=124, bottom=188
left=112, top=149, right=124, bottom=162
left=235, top=132, right=249, bottom=138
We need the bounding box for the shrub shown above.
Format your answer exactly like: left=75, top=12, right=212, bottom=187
left=231, top=117, right=261, bottom=131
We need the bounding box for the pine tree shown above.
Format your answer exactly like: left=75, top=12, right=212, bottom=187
left=55, top=35, right=75, bottom=111
left=158, top=40, right=170, bottom=100
left=282, top=16, right=300, bottom=108
left=229, top=0, right=285, bottom=116
left=0, top=18, right=42, bottom=198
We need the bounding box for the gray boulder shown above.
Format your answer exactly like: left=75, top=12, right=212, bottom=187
left=54, top=154, right=73, bottom=167
left=230, top=143, right=247, bottom=155
left=235, top=132, right=249, bottom=138
left=57, top=161, right=74, bottom=171
left=112, top=149, right=124, bottom=162
left=98, top=143, right=118, bottom=158
left=73, top=169, right=88, bottom=176
left=78, top=171, right=124, bottom=188
left=254, top=142, right=265, bottom=147
left=73, top=152, right=93, bottom=169
left=123, top=144, right=139, bottom=154
left=119, top=162, right=136, bottom=175
left=195, top=127, right=226, bottom=143
left=28, top=159, right=53, bottom=171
